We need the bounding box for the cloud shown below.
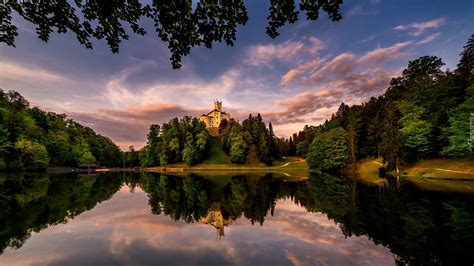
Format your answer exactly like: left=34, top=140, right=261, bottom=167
left=264, top=90, right=344, bottom=125
left=415, top=32, right=441, bottom=45
left=68, top=102, right=203, bottom=149
left=244, top=40, right=305, bottom=67
left=281, top=40, right=409, bottom=91
left=102, top=62, right=243, bottom=111
left=358, top=41, right=412, bottom=64
left=0, top=59, right=67, bottom=82
left=244, top=37, right=325, bottom=67
left=348, top=5, right=379, bottom=17
left=394, top=17, right=446, bottom=36
left=273, top=40, right=411, bottom=130
left=281, top=59, right=326, bottom=84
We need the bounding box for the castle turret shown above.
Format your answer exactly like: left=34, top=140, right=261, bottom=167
left=214, top=100, right=222, bottom=111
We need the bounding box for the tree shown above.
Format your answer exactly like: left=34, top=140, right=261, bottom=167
left=79, top=151, right=96, bottom=165
left=14, top=139, right=49, bottom=169
left=396, top=100, right=432, bottom=160
left=230, top=133, right=247, bottom=164
left=126, top=146, right=140, bottom=166
left=380, top=103, right=403, bottom=174
left=268, top=122, right=278, bottom=160
left=457, top=34, right=474, bottom=77
left=0, top=1, right=343, bottom=69
left=307, top=127, right=349, bottom=171
left=402, top=56, right=445, bottom=85
left=346, top=108, right=362, bottom=164
left=182, top=133, right=198, bottom=165
left=444, top=95, right=474, bottom=156
left=143, top=124, right=161, bottom=166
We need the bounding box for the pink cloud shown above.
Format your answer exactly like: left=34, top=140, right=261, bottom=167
left=415, top=32, right=441, bottom=45
left=68, top=103, right=203, bottom=150
left=263, top=90, right=344, bottom=125
left=280, top=41, right=409, bottom=98
left=244, top=40, right=305, bottom=66
left=394, top=17, right=446, bottom=36
left=281, top=59, right=326, bottom=84
left=358, top=41, right=412, bottom=64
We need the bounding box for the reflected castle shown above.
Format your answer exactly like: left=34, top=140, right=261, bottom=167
left=199, top=203, right=233, bottom=239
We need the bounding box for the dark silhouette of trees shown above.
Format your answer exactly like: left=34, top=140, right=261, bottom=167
left=0, top=0, right=343, bottom=69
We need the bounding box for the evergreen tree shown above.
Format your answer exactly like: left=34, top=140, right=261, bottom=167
left=268, top=122, right=278, bottom=160
left=380, top=103, right=404, bottom=173
left=457, top=34, right=474, bottom=77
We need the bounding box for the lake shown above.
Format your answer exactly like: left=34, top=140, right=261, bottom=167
left=0, top=172, right=473, bottom=265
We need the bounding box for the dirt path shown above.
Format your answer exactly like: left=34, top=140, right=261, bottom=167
left=275, top=158, right=305, bottom=168
left=410, top=167, right=473, bottom=174
left=370, top=161, right=472, bottom=175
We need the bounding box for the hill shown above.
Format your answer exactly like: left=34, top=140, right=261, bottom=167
left=203, top=137, right=232, bottom=164
left=0, top=89, right=123, bottom=170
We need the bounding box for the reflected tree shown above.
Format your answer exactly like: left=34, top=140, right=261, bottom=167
left=0, top=172, right=122, bottom=254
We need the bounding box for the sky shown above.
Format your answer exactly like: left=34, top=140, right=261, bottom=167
left=0, top=0, right=473, bottom=150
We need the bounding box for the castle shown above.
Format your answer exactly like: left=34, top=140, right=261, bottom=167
left=199, top=100, right=231, bottom=136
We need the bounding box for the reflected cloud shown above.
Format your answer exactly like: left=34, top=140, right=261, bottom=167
left=0, top=186, right=395, bottom=266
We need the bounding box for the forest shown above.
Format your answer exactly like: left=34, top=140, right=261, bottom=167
left=136, top=113, right=290, bottom=167
left=291, top=35, right=474, bottom=172
left=0, top=90, right=123, bottom=170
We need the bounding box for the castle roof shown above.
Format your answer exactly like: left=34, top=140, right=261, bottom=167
left=207, top=109, right=228, bottom=115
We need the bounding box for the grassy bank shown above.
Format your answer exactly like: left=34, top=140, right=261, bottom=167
left=350, top=158, right=388, bottom=186
left=146, top=156, right=308, bottom=180
left=400, top=158, right=474, bottom=193
left=352, top=157, right=474, bottom=193
left=400, top=158, right=474, bottom=180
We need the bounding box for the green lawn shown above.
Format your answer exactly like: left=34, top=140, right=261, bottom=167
left=203, top=137, right=232, bottom=164
left=352, top=158, right=388, bottom=186
left=400, top=158, right=474, bottom=180
left=146, top=156, right=308, bottom=179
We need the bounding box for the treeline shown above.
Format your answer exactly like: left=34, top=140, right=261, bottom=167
left=137, top=116, right=209, bottom=166
left=0, top=90, right=123, bottom=170
left=294, top=35, right=474, bottom=172
left=220, top=114, right=289, bottom=165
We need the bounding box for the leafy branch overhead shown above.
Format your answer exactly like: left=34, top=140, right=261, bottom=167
left=0, top=0, right=343, bottom=69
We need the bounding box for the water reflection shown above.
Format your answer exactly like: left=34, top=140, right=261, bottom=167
left=0, top=172, right=473, bottom=265
left=200, top=203, right=232, bottom=238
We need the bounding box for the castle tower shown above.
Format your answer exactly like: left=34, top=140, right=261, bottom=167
left=214, top=100, right=222, bottom=111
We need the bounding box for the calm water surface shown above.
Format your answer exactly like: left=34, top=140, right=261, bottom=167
left=0, top=172, right=473, bottom=265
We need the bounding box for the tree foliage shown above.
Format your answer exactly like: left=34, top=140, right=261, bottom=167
left=444, top=95, right=474, bottom=157
left=0, top=89, right=123, bottom=170
left=307, top=127, right=349, bottom=171
left=457, top=34, right=474, bottom=77
left=0, top=0, right=343, bottom=69
left=220, top=113, right=286, bottom=165
left=140, top=116, right=209, bottom=166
